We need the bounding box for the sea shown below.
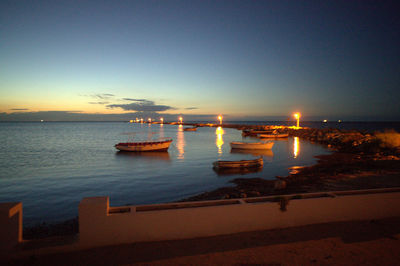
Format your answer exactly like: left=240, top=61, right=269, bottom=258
left=0, top=121, right=399, bottom=226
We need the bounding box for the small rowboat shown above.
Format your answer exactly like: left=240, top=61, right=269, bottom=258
left=259, top=133, right=289, bottom=138
left=115, top=139, right=173, bottom=152
left=230, top=141, right=274, bottom=150
left=213, top=157, right=263, bottom=169
left=183, top=127, right=197, bottom=131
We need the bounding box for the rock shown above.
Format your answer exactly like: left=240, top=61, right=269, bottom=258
left=274, top=180, right=287, bottom=190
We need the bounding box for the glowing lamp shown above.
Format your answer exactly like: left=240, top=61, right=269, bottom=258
left=179, top=116, right=183, bottom=124
left=160, top=117, right=164, bottom=123
left=218, top=115, right=223, bottom=125
left=293, top=113, right=301, bottom=128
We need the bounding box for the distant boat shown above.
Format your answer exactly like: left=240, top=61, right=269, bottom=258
left=183, top=127, right=197, bottom=131
left=258, top=133, right=289, bottom=138
left=213, top=157, right=263, bottom=169
left=230, top=141, right=274, bottom=150
left=115, top=139, right=173, bottom=152
left=242, top=129, right=278, bottom=137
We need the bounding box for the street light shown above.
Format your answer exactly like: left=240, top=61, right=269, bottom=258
left=294, top=113, right=301, bottom=128
left=218, top=115, right=223, bottom=125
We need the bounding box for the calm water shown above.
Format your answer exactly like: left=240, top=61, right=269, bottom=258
left=0, top=122, right=330, bottom=226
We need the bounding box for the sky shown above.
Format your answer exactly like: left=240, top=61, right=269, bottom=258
left=1, top=0, right=399, bottom=121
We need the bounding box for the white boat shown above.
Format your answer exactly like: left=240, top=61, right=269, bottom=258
left=258, top=133, right=289, bottom=138
left=230, top=141, right=274, bottom=150
left=213, top=157, right=263, bottom=169
left=115, top=139, right=173, bottom=152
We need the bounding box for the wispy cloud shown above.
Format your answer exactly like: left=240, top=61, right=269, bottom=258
left=122, top=98, right=147, bottom=102
left=185, top=107, right=198, bottom=110
left=91, top=93, right=115, bottom=100
left=88, top=102, right=109, bottom=105
left=10, top=108, right=29, bottom=111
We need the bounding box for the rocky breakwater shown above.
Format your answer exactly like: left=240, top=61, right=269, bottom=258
left=286, top=127, right=400, bottom=156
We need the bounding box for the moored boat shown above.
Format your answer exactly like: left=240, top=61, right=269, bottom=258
left=115, top=139, right=173, bottom=152
left=213, top=157, right=263, bottom=169
left=230, top=141, right=274, bottom=150
left=258, top=133, right=289, bottom=138
left=183, top=127, right=197, bottom=131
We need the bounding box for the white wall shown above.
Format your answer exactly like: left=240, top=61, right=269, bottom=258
left=78, top=188, right=400, bottom=248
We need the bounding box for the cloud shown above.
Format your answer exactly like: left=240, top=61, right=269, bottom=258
left=107, top=99, right=175, bottom=112
left=122, top=98, right=147, bottom=102
left=91, top=93, right=115, bottom=100
left=10, top=108, right=29, bottom=111
left=88, top=102, right=109, bottom=105
left=185, top=107, right=198, bottom=110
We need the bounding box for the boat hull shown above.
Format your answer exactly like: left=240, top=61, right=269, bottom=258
left=184, top=127, right=197, bottom=131
left=213, top=157, right=263, bottom=169
left=230, top=141, right=274, bottom=150
left=258, top=133, right=289, bottom=138
left=115, top=139, right=173, bottom=152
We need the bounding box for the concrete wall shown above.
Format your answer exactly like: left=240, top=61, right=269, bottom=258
left=78, top=188, right=400, bottom=248
left=0, top=202, right=22, bottom=252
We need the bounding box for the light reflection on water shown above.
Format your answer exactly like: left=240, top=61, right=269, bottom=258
left=293, top=136, right=300, bottom=158
left=0, top=122, right=329, bottom=226
left=215, top=126, right=224, bottom=155
left=176, top=125, right=185, bottom=159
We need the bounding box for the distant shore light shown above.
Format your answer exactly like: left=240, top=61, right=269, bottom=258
left=218, top=115, right=223, bottom=125
left=293, top=113, right=301, bottom=128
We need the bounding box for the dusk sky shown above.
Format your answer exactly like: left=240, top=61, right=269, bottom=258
left=1, top=0, right=399, bottom=121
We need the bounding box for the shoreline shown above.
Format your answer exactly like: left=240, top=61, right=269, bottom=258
left=181, top=124, right=400, bottom=201
left=23, top=124, right=400, bottom=239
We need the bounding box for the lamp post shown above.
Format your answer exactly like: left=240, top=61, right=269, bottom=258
left=218, top=115, right=223, bottom=125
left=294, top=113, right=301, bottom=128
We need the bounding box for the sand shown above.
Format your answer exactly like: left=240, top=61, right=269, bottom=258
left=3, top=217, right=400, bottom=265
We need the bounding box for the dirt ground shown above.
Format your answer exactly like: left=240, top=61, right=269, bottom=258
left=3, top=216, right=400, bottom=265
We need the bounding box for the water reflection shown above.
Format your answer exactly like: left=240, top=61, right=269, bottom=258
left=230, top=148, right=274, bottom=158
left=293, top=137, right=300, bottom=158
left=213, top=166, right=263, bottom=176
left=215, top=126, right=224, bottom=155
left=115, top=151, right=171, bottom=161
left=177, top=125, right=185, bottom=159
left=159, top=124, right=164, bottom=139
